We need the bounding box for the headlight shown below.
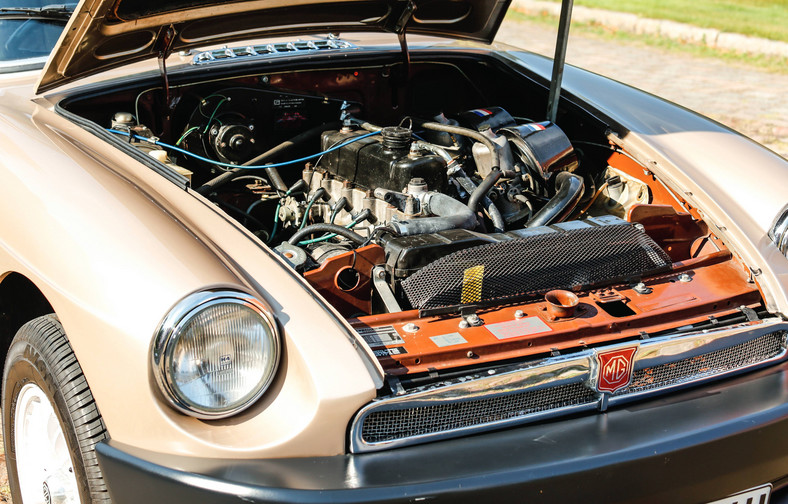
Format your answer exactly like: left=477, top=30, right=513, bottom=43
left=770, top=204, right=788, bottom=255
left=152, top=290, right=280, bottom=419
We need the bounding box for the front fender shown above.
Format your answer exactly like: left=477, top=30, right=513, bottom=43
left=0, top=79, right=380, bottom=458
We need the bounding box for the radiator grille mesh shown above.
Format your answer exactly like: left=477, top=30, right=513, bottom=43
left=361, top=382, right=596, bottom=444
left=623, top=331, right=786, bottom=394
left=401, top=223, right=671, bottom=310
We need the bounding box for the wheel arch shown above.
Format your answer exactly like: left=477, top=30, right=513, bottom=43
left=0, top=271, right=56, bottom=364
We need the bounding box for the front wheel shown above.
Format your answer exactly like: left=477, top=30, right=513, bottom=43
left=2, top=315, right=111, bottom=503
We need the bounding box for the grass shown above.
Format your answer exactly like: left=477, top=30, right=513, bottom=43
left=505, top=9, right=788, bottom=74
left=537, top=0, right=788, bottom=42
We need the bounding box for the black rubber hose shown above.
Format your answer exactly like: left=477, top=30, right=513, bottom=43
left=452, top=170, right=505, bottom=233
left=264, top=166, right=288, bottom=194
left=526, top=172, right=584, bottom=228
left=196, top=122, right=339, bottom=195
left=288, top=223, right=366, bottom=246
left=467, top=168, right=501, bottom=214
left=486, top=199, right=506, bottom=233
left=388, top=193, right=477, bottom=236
left=419, top=122, right=500, bottom=170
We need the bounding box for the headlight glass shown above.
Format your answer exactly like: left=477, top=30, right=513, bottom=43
left=152, top=290, right=280, bottom=418
left=770, top=204, right=788, bottom=255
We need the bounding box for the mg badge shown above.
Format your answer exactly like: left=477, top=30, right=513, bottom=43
left=595, top=347, right=637, bottom=393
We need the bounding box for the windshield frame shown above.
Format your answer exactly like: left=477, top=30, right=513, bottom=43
left=0, top=54, right=48, bottom=73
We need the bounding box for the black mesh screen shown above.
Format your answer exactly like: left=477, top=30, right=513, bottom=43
left=401, top=223, right=672, bottom=310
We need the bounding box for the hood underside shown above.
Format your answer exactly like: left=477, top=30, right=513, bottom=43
left=37, top=0, right=511, bottom=93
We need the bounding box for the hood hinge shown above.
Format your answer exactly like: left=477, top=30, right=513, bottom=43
left=394, top=0, right=416, bottom=34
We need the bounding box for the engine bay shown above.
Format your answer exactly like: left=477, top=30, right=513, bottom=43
left=62, top=54, right=764, bottom=380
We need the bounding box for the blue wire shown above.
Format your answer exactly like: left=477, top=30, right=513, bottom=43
left=106, top=129, right=380, bottom=170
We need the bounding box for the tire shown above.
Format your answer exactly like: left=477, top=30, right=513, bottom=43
left=2, top=314, right=111, bottom=503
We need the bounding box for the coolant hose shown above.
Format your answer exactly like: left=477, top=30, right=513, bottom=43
left=526, top=172, right=584, bottom=228
left=419, top=122, right=500, bottom=171
left=196, top=122, right=339, bottom=195
left=388, top=193, right=477, bottom=236
left=453, top=170, right=505, bottom=233
left=467, top=169, right=501, bottom=214
left=288, top=223, right=366, bottom=246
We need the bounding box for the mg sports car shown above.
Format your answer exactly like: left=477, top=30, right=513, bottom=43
left=1, top=0, right=787, bottom=502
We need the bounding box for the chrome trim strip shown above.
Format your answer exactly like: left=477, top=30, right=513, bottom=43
left=350, top=317, right=787, bottom=453
left=191, top=39, right=357, bottom=65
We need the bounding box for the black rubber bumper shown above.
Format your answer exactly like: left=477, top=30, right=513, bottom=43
left=96, top=363, right=788, bottom=504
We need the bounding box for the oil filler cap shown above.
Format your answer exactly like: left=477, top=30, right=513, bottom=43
left=381, top=126, right=412, bottom=152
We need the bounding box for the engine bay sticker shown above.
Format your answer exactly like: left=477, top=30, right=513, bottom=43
left=486, top=317, right=552, bottom=340
left=373, top=346, right=408, bottom=358
left=357, top=326, right=405, bottom=348
left=272, top=95, right=306, bottom=110
left=430, top=333, right=468, bottom=348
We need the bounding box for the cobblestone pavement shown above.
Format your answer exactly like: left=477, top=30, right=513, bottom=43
left=495, top=17, right=788, bottom=158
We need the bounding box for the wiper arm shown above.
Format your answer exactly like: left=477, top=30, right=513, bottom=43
left=0, top=4, right=75, bottom=20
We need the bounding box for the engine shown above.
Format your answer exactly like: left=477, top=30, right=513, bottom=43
left=113, top=86, right=661, bottom=318
left=272, top=105, right=581, bottom=265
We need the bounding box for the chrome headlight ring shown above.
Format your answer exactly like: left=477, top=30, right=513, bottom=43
left=769, top=204, right=788, bottom=256
left=152, top=289, right=280, bottom=419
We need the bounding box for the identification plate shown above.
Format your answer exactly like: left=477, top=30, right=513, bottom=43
left=706, top=484, right=771, bottom=504
left=356, top=326, right=404, bottom=348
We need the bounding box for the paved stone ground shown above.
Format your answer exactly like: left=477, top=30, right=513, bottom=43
left=495, top=17, right=788, bottom=158
left=0, top=17, right=784, bottom=504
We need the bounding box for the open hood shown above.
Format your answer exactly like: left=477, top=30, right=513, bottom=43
left=37, top=0, right=511, bottom=92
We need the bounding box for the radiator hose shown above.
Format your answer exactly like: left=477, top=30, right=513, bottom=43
left=388, top=193, right=478, bottom=236
left=526, top=172, right=584, bottom=228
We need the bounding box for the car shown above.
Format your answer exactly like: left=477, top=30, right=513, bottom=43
left=0, top=1, right=73, bottom=74
left=1, top=0, right=787, bottom=502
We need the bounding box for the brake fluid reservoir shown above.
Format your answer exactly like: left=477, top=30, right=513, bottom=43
left=148, top=149, right=193, bottom=182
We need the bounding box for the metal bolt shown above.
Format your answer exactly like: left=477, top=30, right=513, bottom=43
left=514, top=310, right=525, bottom=319
left=633, top=282, right=652, bottom=294
left=466, top=351, right=475, bottom=358
left=403, top=323, right=419, bottom=333
left=260, top=75, right=270, bottom=84
left=678, top=273, right=692, bottom=283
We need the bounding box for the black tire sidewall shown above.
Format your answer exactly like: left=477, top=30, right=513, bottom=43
left=2, top=319, right=94, bottom=503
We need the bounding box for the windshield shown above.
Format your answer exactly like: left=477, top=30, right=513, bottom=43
left=0, top=1, right=73, bottom=70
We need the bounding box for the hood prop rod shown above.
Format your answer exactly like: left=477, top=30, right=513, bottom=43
left=546, top=0, right=574, bottom=124
left=395, top=0, right=415, bottom=91
left=155, top=25, right=177, bottom=114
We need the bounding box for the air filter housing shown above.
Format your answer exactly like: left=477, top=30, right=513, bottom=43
left=399, top=216, right=671, bottom=312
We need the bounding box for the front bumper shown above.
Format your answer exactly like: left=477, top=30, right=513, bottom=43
left=97, top=363, right=788, bottom=504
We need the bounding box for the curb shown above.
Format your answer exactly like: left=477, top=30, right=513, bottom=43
left=510, top=0, right=788, bottom=58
